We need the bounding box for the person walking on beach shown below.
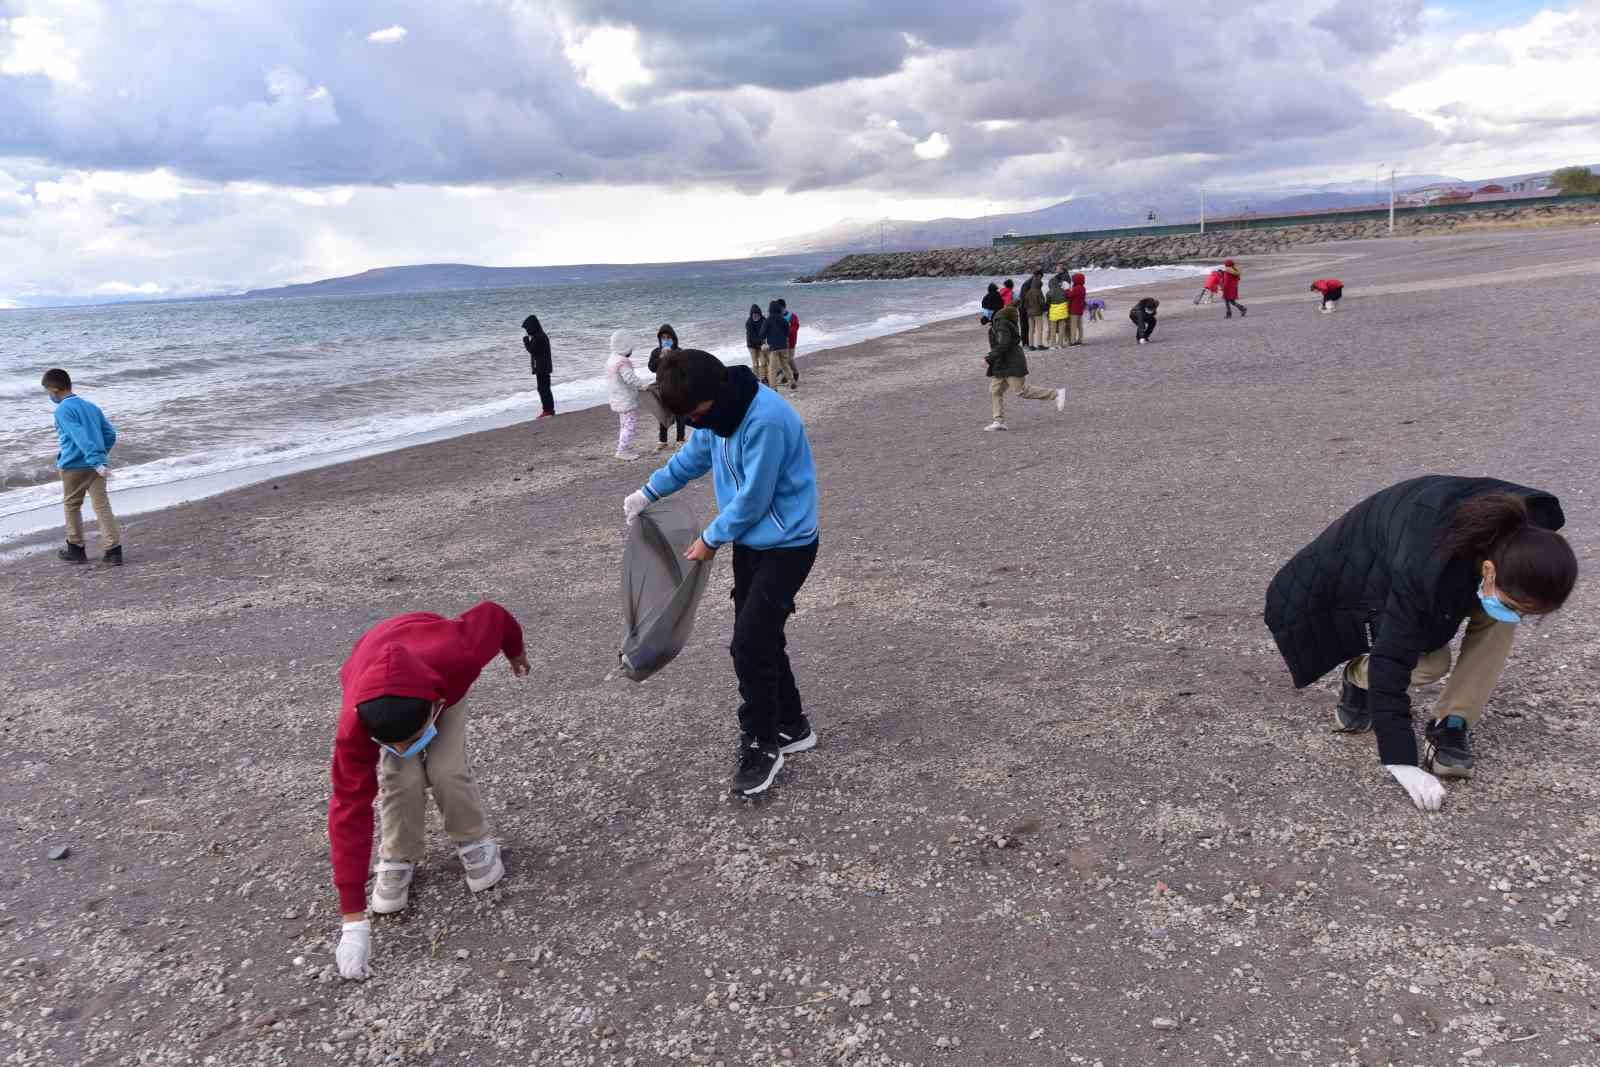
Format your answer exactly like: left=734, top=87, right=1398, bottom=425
left=762, top=299, right=792, bottom=388
left=621, top=349, right=821, bottom=797
left=1193, top=267, right=1224, bottom=305
left=648, top=324, right=688, bottom=449
left=1022, top=270, right=1047, bottom=350
left=522, top=315, right=555, bottom=418
left=1221, top=259, right=1247, bottom=318
left=999, top=279, right=1015, bottom=307
left=984, top=303, right=1066, bottom=432
left=1129, top=297, right=1159, bottom=344
left=605, top=331, right=645, bottom=460
left=1066, top=272, right=1088, bottom=346
left=1264, top=477, right=1577, bottom=811
left=745, top=304, right=768, bottom=381
left=1046, top=274, right=1069, bottom=348
left=980, top=283, right=1003, bottom=324
left=1311, top=278, right=1344, bottom=313
left=41, top=368, right=122, bottom=566
left=328, top=601, right=529, bottom=980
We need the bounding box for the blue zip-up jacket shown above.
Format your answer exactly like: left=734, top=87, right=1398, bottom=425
left=763, top=312, right=790, bottom=350
left=52, top=394, right=117, bottom=470
left=642, top=385, right=818, bottom=550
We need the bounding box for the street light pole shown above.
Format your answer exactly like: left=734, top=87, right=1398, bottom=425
left=1388, top=167, right=1396, bottom=236
left=1200, top=188, right=1206, bottom=235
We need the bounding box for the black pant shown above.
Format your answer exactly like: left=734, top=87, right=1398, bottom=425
left=1132, top=313, right=1156, bottom=341
left=535, top=372, right=555, bottom=415
left=658, top=415, right=686, bottom=443
left=1225, top=299, right=1246, bottom=317
left=1322, top=287, right=1342, bottom=306
left=731, top=539, right=819, bottom=743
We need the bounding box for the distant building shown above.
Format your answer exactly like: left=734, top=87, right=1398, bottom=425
left=1477, top=183, right=1506, bottom=194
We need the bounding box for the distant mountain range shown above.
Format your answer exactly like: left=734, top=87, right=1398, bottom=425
left=750, top=168, right=1583, bottom=255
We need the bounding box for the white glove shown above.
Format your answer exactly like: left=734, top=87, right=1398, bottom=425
left=1386, top=764, right=1445, bottom=812
left=95, top=464, right=110, bottom=479
left=623, top=490, right=650, bottom=525
left=336, top=919, right=371, bottom=980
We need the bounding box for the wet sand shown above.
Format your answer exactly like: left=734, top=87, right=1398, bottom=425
left=3, top=226, right=1599, bottom=1066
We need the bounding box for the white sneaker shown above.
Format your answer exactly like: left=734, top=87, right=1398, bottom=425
left=983, top=421, right=1008, bottom=432
left=370, top=860, right=414, bottom=914
left=1138, top=338, right=1147, bottom=344
left=458, top=839, right=504, bottom=893
left=1055, top=388, right=1067, bottom=412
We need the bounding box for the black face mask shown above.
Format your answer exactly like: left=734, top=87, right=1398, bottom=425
left=693, top=366, right=761, bottom=437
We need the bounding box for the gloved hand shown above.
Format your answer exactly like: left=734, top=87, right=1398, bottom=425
left=336, top=919, right=371, bottom=980
left=95, top=464, right=110, bottom=479
left=623, top=490, right=650, bottom=525
left=1386, top=764, right=1445, bottom=812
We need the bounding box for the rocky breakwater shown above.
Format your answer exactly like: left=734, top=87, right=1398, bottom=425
left=797, top=200, right=1600, bottom=281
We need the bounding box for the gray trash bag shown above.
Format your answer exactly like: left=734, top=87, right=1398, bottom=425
left=620, top=493, right=712, bottom=681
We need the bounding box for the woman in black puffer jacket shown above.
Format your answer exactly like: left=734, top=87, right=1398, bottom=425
left=1264, top=475, right=1577, bottom=810
left=647, top=324, right=687, bottom=447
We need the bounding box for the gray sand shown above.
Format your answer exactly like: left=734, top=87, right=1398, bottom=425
left=2, top=226, right=1598, bottom=1066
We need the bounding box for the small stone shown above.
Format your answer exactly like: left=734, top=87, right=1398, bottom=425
left=849, top=989, right=873, bottom=1008
left=455, top=949, right=470, bottom=960
left=292, top=956, right=305, bottom=967
left=47, top=845, right=70, bottom=861
left=282, top=909, right=298, bottom=920
left=1152, top=1017, right=1179, bottom=1030
left=1392, top=1013, right=1404, bottom=1026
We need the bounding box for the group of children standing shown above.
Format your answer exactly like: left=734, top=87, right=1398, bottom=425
left=602, top=300, right=802, bottom=460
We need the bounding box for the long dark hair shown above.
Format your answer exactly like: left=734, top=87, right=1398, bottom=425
left=1440, top=492, right=1578, bottom=613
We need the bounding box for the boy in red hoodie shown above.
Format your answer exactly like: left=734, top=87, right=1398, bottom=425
left=329, top=601, right=529, bottom=980
left=1066, top=272, right=1088, bottom=346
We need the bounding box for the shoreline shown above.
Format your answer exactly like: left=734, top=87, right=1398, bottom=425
left=3, top=228, right=1598, bottom=1063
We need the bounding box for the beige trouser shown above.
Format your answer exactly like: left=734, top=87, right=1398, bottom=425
left=61, top=468, right=120, bottom=551
left=1051, top=317, right=1069, bottom=346
left=750, top=346, right=768, bottom=382
left=1027, top=316, right=1046, bottom=348
left=989, top=376, right=1056, bottom=422
left=1344, top=609, right=1516, bottom=726
left=1067, top=314, right=1083, bottom=345
left=378, top=697, right=490, bottom=863
left=768, top=348, right=796, bottom=387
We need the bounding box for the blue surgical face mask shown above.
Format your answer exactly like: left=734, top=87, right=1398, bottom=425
left=1477, top=580, right=1522, bottom=624
left=382, top=722, right=437, bottom=758
left=661, top=338, right=674, bottom=350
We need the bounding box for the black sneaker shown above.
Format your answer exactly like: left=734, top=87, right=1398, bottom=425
left=102, top=546, right=123, bottom=567
left=57, top=542, right=88, bottom=564
left=1334, top=678, right=1371, bottom=733
left=731, top=737, right=784, bottom=797
left=777, top=717, right=817, bottom=755
left=1424, top=715, right=1474, bottom=779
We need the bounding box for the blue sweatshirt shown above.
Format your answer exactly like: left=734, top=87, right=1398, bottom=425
left=53, top=394, right=117, bottom=470
left=642, top=385, right=819, bottom=550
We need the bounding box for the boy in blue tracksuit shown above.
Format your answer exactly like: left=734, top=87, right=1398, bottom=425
left=623, top=348, right=820, bottom=796
left=41, top=368, right=122, bottom=565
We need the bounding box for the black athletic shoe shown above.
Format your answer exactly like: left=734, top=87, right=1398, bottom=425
left=1334, top=678, right=1371, bottom=733
left=777, top=717, right=817, bottom=755
left=731, top=737, right=784, bottom=796
left=1424, top=715, right=1474, bottom=779
left=1239, top=306, right=1247, bottom=317
left=58, top=542, right=88, bottom=564
left=102, top=545, right=123, bottom=567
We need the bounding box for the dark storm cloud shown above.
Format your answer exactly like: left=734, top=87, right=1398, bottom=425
left=0, top=0, right=1441, bottom=195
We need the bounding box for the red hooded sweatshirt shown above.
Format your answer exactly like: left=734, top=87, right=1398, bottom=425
left=999, top=284, right=1014, bottom=306
left=327, top=602, right=524, bottom=913
left=1203, top=269, right=1224, bottom=292
left=786, top=312, right=800, bottom=349
left=1221, top=261, right=1242, bottom=300
left=1311, top=278, right=1343, bottom=294
left=1067, top=273, right=1087, bottom=315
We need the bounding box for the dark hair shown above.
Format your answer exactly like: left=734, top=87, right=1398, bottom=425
left=657, top=349, right=728, bottom=417
left=777, top=298, right=787, bottom=310
left=356, top=695, right=433, bottom=744
left=1003, top=278, right=1014, bottom=287
left=41, top=368, right=71, bottom=390
left=1440, top=492, right=1578, bottom=613
left=749, top=303, right=762, bottom=317
left=987, top=283, right=999, bottom=293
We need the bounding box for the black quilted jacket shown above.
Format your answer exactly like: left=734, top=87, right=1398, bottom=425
left=1264, top=475, right=1563, bottom=765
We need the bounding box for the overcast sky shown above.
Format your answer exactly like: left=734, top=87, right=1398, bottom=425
left=1, top=0, right=1596, bottom=302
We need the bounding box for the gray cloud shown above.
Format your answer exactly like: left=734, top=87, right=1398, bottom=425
left=1311, top=0, right=1425, bottom=56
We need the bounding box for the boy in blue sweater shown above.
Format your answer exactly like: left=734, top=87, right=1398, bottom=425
left=623, top=349, right=820, bottom=796
left=41, top=368, right=122, bottom=566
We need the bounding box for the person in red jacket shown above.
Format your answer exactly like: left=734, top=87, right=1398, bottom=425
left=1221, top=259, right=1247, bottom=319
left=781, top=299, right=801, bottom=388
left=328, top=601, right=529, bottom=980
left=1311, top=278, right=1344, bottom=313
left=1065, top=272, right=1088, bottom=346
left=999, top=279, right=1014, bottom=306
left=1193, top=268, right=1224, bottom=305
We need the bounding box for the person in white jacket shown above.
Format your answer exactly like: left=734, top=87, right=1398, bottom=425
left=605, top=330, right=645, bottom=460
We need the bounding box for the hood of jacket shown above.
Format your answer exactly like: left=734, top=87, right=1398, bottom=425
left=347, top=642, right=446, bottom=707
left=522, top=314, right=543, bottom=335
left=698, top=365, right=762, bottom=437
left=995, top=303, right=1019, bottom=327
left=656, top=324, right=680, bottom=347
left=1071, top=273, right=1085, bottom=285
left=609, top=329, right=635, bottom=357
left=1046, top=278, right=1066, bottom=302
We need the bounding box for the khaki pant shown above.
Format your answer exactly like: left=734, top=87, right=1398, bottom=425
left=1067, top=314, right=1083, bottom=345
left=61, top=468, right=120, bottom=551
left=750, top=346, right=768, bottom=382
left=1027, top=315, right=1047, bottom=348
left=378, top=697, right=490, bottom=863
left=1344, top=609, right=1516, bottom=727
left=989, top=375, right=1057, bottom=422
left=1050, top=316, right=1069, bottom=346
left=768, top=348, right=796, bottom=387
